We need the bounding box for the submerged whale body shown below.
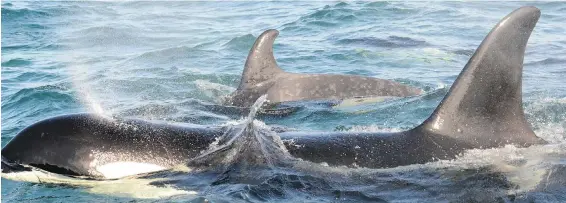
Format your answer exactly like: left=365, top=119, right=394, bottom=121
left=1, top=7, right=547, bottom=180
left=223, top=29, right=422, bottom=107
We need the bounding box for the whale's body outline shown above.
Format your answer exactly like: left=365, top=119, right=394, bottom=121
left=223, top=29, right=422, bottom=107
left=1, top=6, right=547, bottom=179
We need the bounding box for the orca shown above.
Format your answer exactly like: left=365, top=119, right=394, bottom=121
left=1, top=116, right=225, bottom=179
left=1, top=6, right=547, bottom=179
left=223, top=29, right=422, bottom=107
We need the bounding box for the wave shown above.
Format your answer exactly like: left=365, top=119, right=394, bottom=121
left=453, top=49, right=474, bottom=56
left=1, top=7, right=51, bottom=20
left=525, top=97, right=566, bottom=140
left=1, top=84, right=81, bottom=135
left=125, top=46, right=218, bottom=64
left=3, top=71, right=60, bottom=84
left=65, top=26, right=146, bottom=48
left=2, top=85, right=77, bottom=110
left=282, top=2, right=360, bottom=33
left=1, top=44, right=33, bottom=51
left=525, top=58, right=566, bottom=66
left=281, top=1, right=419, bottom=35
left=1, top=58, right=32, bottom=67
left=75, top=26, right=136, bottom=36
left=305, top=6, right=355, bottom=20
left=239, top=173, right=332, bottom=201
left=223, top=34, right=256, bottom=51
left=336, top=36, right=427, bottom=48
left=365, top=2, right=390, bottom=8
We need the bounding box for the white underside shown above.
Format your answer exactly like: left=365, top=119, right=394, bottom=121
left=1, top=164, right=195, bottom=199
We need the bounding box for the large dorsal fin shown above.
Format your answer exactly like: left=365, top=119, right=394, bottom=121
left=416, top=6, right=545, bottom=147
left=237, top=29, right=284, bottom=90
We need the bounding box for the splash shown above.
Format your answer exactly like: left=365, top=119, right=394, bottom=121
left=193, top=79, right=236, bottom=102
left=188, top=95, right=294, bottom=170
left=247, top=94, right=268, bottom=123
left=82, top=91, right=106, bottom=116
left=345, top=124, right=403, bottom=133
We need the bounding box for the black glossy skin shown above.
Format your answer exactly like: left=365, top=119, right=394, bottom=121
left=279, top=6, right=548, bottom=168
left=3, top=114, right=467, bottom=173
left=1, top=7, right=547, bottom=177
left=279, top=129, right=471, bottom=168
left=1, top=114, right=223, bottom=178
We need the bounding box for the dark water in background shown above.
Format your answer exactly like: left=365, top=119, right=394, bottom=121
left=1, top=1, right=565, bottom=202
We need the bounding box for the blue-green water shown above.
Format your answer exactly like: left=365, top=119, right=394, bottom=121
left=2, top=1, right=566, bottom=202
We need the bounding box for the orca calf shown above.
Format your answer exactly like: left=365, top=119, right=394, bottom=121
left=223, top=29, right=422, bottom=107
left=1, top=6, right=546, bottom=179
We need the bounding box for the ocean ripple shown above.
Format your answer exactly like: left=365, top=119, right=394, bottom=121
left=2, top=1, right=565, bottom=202
left=1, top=7, right=51, bottom=20
left=525, top=58, right=566, bottom=66
left=336, top=36, right=427, bottom=48
left=223, top=34, right=257, bottom=51
left=1, top=58, right=33, bottom=67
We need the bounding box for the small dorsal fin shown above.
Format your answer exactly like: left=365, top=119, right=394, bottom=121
left=237, top=29, right=284, bottom=90
left=416, top=6, right=545, bottom=147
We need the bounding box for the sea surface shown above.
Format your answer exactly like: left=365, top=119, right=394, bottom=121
left=2, top=1, right=566, bottom=202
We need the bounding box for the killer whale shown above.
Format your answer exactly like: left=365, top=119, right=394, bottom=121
left=1, top=116, right=225, bottom=179
left=223, top=29, right=422, bottom=107
left=1, top=6, right=546, bottom=179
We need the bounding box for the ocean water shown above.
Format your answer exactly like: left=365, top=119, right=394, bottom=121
left=1, top=1, right=566, bottom=202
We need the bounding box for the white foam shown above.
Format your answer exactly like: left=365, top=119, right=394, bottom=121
left=290, top=128, right=566, bottom=195
left=534, top=123, right=566, bottom=144
left=345, top=124, right=403, bottom=133
left=193, top=79, right=235, bottom=92
left=446, top=144, right=565, bottom=193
